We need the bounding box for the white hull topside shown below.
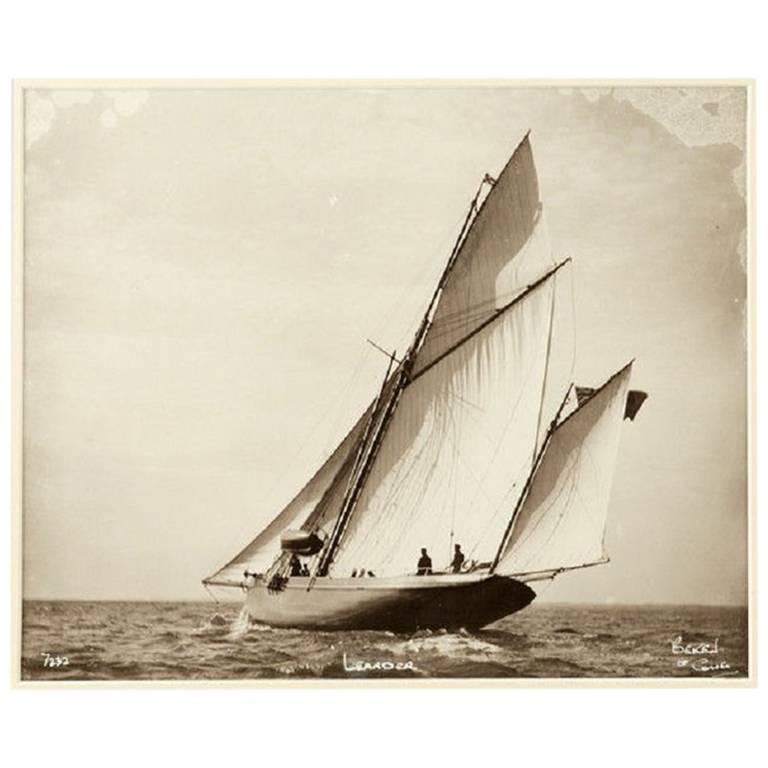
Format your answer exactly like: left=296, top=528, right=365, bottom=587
left=243, top=573, right=537, bottom=631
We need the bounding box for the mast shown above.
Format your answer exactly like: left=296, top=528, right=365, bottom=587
left=315, top=350, right=399, bottom=576
left=406, top=174, right=494, bottom=361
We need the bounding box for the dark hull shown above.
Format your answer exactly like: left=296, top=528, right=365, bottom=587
left=244, top=574, right=536, bottom=631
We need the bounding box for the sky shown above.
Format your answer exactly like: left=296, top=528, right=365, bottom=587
left=22, top=85, right=748, bottom=603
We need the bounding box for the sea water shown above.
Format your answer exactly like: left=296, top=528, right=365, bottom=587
left=21, top=601, right=748, bottom=681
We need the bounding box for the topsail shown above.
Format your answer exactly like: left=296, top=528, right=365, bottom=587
left=413, top=134, right=556, bottom=376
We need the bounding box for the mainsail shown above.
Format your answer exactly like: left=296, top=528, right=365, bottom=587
left=324, top=133, right=575, bottom=576
left=496, top=363, right=633, bottom=576
left=331, top=276, right=561, bottom=576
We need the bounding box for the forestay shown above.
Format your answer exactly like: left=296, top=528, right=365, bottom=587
left=205, top=407, right=371, bottom=584
left=496, top=363, right=632, bottom=575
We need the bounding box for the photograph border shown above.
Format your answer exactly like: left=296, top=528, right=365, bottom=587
left=11, top=78, right=757, bottom=689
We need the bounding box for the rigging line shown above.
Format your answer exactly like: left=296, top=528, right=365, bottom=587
left=506, top=462, right=581, bottom=565
left=444, top=389, right=499, bottom=454
left=366, top=338, right=403, bottom=365
left=317, top=353, right=406, bottom=576
left=567, top=259, right=577, bottom=384
left=318, top=180, right=496, bottom=574
left=203, top=583, right=220, bottom=605
left=369, top=210, right=468, bottom=359
left=437, top=407, right=496, bottom=508
left=389, top=209, right=475, bottom=346
left=510, top=559, right=610, bottom=581
left=313, top=352, right=397, bottom=580
left=466, top=463, right=529, bottom=559
left=361, top=395, right=461, bottom=573
left=206, top=344, right=383, bottom=579
left=408, top=259, right=571, bottom=385
left=336, top=402, right=447, bottom=569
left=490, top=382, right=574, bottom=574
left=316, top=348, right=380, bottom=456
left=406, top=176, right=490, bottom=361
left=451, top=332, right=551, bottom=533
left=449, top=401, right=460, bottom=563
left=424, top=287, right=535, bottom=327
left=440, top=396, right=473, bottom=567
left=429, top=287, right=537, bottom=324
left=532, top=273, right=557, bottom=463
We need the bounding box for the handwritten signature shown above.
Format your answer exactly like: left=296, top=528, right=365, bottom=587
left=40, top=652, right=70, bottom=668
left=669, top=635, right=731, bottom=673
left=342, top=652, right=417, bottom=673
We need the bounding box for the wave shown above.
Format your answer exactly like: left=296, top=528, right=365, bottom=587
left=384, top=629, right=503, bottom=661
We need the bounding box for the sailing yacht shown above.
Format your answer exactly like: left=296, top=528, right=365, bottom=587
left=203, top=132, right=646, bottom=631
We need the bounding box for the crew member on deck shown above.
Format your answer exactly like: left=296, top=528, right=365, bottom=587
left=300, top=563, right=310, bottom=577
left=417, top=548, right=433, bottom=575
left=289, top=553, right=302, bottom=577
left=450, top=544, right=465, bottom=573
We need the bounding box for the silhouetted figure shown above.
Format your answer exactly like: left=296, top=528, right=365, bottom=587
left=300, top=563, right=310, bottom=577
left=351, top=569, right=358, bottom=578
left=289, top=554, right=302, bottom=577
left=417, top=548, right=432, bottom=575
left=450, top=544, right=465, bottom=573
left=357, top=568, right=365, bottom=578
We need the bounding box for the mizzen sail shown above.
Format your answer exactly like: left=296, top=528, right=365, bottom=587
left=496, top=363, right=633, bottom=576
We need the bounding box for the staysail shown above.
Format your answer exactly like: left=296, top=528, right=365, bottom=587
left=204, top=405, right=373, bottom=585
left=496, top=363, right=633, bottom=576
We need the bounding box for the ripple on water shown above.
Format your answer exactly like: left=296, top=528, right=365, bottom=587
left=19, top=601, right=750, bottom=681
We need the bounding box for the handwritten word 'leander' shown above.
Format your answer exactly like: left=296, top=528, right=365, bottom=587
left=342, top=653, right=416, bottom=673
left=670, top=636, right=720, bottom=655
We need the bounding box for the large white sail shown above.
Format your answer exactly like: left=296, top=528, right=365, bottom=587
left=413, top=134, right=556, bottom=376
left=331, top=278, right=559, bottom=577
left=496, top=363, right=633, bottom=576
left=322, top=134, right=575, bottom=577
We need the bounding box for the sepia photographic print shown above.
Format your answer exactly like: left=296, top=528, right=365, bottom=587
left=13, top=81, right=755, bottom=685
